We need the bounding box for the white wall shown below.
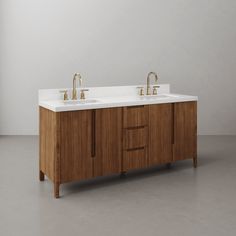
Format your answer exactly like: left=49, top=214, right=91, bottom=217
left=1, top=0, right=236, bottom=135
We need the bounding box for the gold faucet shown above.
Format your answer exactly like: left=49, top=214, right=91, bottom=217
left=146, top=72, right=158, bottom=95
left=72, top=73, right=82, bottom=100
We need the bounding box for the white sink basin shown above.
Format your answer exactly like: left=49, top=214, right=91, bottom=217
left=139, top=94, right=170, bottom=100
left=165, top=94, right=182, bottom=98
left=63, top=99, right=100, bottom=105
left=139, top=94, right=182, bottom=100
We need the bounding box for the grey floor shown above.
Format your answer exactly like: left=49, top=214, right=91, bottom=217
left=0, top=136, right=236, bottom=236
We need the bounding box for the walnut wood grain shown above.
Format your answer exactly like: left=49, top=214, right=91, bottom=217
left=60, top=110, right=93, bottom=183
left=123, top=105, right=148, bottom=128
left=124, top=127, right=147, bottom=150
left=173, top=102, right=197, bottom=162
left=39, top=107, right=60, bottom=182
left=39, top=107, right=61, bottom=198
left=123, top=147, right=148, bottom=171
left=123, top=105, right=149, bottom=170
left=39, top=100, right=197, bottom=198
left=94, top=108, right=122, bottom=176
left=149, top=104, right=173, bottom=165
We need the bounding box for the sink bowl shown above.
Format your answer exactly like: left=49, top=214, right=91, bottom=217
left=63, top=99, right=99, bottom=105
left=166, top=94, right=182, bottom=98
left=139, top=94, right=170, bottom=100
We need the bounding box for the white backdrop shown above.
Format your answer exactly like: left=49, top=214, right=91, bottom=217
left=0, top=0, right=236, bottom=135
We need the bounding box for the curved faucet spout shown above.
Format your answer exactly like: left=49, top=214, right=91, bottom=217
left=146, top=72, right=159, bottom=95
left=72, top=73, right=82, bottom=100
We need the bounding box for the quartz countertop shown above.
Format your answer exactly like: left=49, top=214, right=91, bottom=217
left=39, top=84, right=198, bottom=112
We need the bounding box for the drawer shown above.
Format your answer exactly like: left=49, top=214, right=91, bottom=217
left=123, top=105, right=148, bottom=128
left=124, top=127, right=148, bottom=150
left=123, top=147, right=148, bottom=171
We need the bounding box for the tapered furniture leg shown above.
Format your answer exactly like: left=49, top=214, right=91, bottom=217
left=54, top=183, right=60, bottom=198
left=39, top=170, right=45, bottom=181
left=193, top=156, right=197, bottom=168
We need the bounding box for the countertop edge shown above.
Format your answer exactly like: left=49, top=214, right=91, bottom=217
left=39, top=96, right=198, bottom=112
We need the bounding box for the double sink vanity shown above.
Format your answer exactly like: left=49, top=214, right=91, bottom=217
left=39, top=73, right=198, bottom=198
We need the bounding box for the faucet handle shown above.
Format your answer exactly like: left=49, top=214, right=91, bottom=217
left=80, top=89, right=89, bottom=100
left=59, top=90, right=69, bottom=100
left=152, top=86, right=160, bottom=95
left=136, top=86, right=144, bottom=96
left=79, top=77, right=83, bottom=87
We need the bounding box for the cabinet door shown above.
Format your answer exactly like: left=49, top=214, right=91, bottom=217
left=173, top=102, right=197, bottom=161
left=149, top=104, right=173, bottom=165
left=60, top=110, right=93, bottom=183
left=94, top=108, right=122, bottom=176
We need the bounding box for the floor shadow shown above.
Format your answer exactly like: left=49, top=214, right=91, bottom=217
left=61, top=156, right=217, bottom=197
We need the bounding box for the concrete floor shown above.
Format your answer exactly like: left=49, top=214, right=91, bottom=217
left=0, top=136, right=236, bottom=236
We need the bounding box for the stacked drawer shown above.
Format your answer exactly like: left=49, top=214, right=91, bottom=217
left=123, top=105, right=149, bottom=171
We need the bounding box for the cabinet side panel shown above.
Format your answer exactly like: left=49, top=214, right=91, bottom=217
left=94, top=108, right=122, bottom=176
left=173, top=102, right=197, bottom=161
left=149, top=104, right=173, bottom=165
left=39, top=107, right=57, bottom=182
left=60, top=110, right=93, bottom=183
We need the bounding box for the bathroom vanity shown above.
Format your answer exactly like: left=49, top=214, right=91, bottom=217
left=39, top=84, right=197, bottom=198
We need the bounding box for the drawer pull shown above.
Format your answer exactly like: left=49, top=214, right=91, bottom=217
left=127, top=105, right=144, bottom=109
left=126, top=125, right=145, bottom=130
left=127, top=147, right=145, bottom=152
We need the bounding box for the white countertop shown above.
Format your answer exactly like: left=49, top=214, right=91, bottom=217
left=39, top=84, right=198, bottom=112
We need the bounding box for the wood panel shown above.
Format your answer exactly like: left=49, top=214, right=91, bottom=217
left=149, top=104, right=173, bottom=165
left=123, top=105, right=148, bottom=128
left=124, top=127, right=147, bottom=150
left=94, top=108, right=122, bottom=176
left=39, top=107, right=60, bottom=182
left=173, top=102, right=197, bottom=161
left=39, top=101, right=197, bottom=198
left=123, top=147, right=148, bottom=171
left=60, top=110, right=93, bottom=183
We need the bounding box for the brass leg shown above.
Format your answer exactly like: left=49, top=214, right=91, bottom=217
left=54, top=182, right=60, bottom=198
left=193, top=156, right=197, bottom=168
left=39, top=170, right=45, bottom=181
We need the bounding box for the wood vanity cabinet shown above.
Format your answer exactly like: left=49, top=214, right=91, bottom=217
left=39, top=107, right=122, bottom=198
left=149, top=104, right=173, bottom=165
left=94, top=108, right=122, bottom=177
left=39, top=101, right=197, bottom=198
left=173, top=102, right=197, bottom=165
left=148, top=102, right=197, bottom=166
left=60, top=110, right=94, bottom=183
left=123, top=106, right=149, bottom=171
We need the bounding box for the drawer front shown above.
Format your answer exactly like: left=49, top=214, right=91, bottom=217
left=124, top=127, right=147, bottom=150
left=123, top=105, right=148, bottom=128
left=123, top=147, right=148, bottom=171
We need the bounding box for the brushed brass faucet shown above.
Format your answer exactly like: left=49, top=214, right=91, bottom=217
left=146, top=72, right=158, bottom=95
left=60, top=90, right=69, bottom=100
left=72, top=73, right=82, bottom=100
left=80, top=89, right=89, bottom=100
